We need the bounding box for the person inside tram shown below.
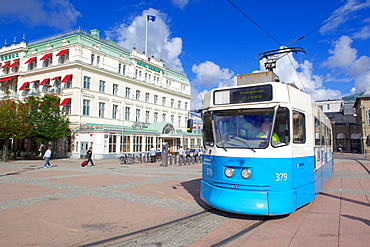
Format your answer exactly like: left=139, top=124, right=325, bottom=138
left=238, top=115, right=260, bottom=139
left=257, top=122, right=280, bottom=142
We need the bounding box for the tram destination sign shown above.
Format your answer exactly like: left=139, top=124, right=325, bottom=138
left=214, top=84, right=273, bottom=105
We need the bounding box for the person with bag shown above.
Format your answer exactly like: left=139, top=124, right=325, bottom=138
left=86, top=147, right=95, bottom=167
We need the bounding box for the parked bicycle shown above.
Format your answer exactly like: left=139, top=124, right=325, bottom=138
left=119, top=153, right=134, bottom=165
left=156, top=151, right=162, bottom=162
left=142, top=152, right=150, bottom=163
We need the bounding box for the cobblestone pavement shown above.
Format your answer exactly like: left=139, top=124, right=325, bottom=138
left=0, top=155, right=369, bottom=246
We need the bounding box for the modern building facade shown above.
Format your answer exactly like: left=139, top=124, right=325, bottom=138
left=0, top=28, right=201, bottom=159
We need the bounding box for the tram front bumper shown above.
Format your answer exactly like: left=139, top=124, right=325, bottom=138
left=201, top=180, right=294, bottom=215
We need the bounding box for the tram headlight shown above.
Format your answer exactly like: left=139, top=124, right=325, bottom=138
left=224, top=167, right=234, bottom=178
left=241, top=168, right=252, bottom=179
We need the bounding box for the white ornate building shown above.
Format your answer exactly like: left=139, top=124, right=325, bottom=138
left=0, top=28, right=201, bottom=159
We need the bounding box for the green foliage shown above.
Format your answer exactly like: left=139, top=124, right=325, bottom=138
left=24, top=95, right=71, bottom=145
left=0, top=99, right=32, bottom=139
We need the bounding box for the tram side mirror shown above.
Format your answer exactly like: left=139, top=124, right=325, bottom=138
left=187, top=119, right=193, bottom=133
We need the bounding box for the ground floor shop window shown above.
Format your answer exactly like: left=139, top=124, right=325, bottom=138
left=350, top=139, right=361, bottom=153
left=123, top=136, right=130, bottom=152
left=109, top=135, right=117, bottom=153
left=146, top=137, right=153, bottom=151
left=156, top=137, right=161, bottom=150
left=134, top=136, right=142, bottom=152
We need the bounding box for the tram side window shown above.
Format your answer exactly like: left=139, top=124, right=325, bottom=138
left=324, top=125, right=332, bottom=146
left=272, top=107, right=290, bottom=146
left=293, top=111, right=306, bottom=143
left=321, top=122, right=325, bottom=145
left=202, top=112, right=214, bottom=146
left=315, top=118, right=320, bottom=145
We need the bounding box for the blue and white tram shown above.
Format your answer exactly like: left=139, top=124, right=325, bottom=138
left=199, top=72, right=333, bottom=215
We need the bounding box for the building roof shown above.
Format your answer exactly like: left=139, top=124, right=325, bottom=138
left=342, top=91, right=366, bottom=103
left=325, top=112, right=356, bottom=124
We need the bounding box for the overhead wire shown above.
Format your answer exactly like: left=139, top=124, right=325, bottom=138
left=227, top=0, right=367, bottom=94
left=285, top=0, right=367, bottom=46
left=226, top=0, right=283, bottom=47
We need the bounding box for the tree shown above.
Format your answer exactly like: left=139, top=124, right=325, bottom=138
left=25, top=95, right=71, bottom=148
left=0, top=99, right=32, bottom=161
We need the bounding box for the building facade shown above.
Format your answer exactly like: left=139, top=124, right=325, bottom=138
left=0, top=28, right=201, bottom=159
left=354, top=88, right=370, bottom=155
left=316, top=98, right=361, bottom=153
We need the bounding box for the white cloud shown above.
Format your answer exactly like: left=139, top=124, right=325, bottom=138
left=171, top=0, right=189, bottom=9
left=353, top=25, right=370, bottom=39
left=323, top=35, right=370, bottom=93
left=190, top=88, right=208, bottom=110
left=349, top=56, right=370, bottom=76
left=259, top=54, right=341, bottom=101
left=323, top=36, right=357, bottom=69
left=190, top=61, right=236, bottom=109
left=105, top=8, right=184, bottom=72
left=191, top=61, right=236, bottom=88
left=320, top=0, right=370, bottom=35
left=0, top=0, right=81, bottom=30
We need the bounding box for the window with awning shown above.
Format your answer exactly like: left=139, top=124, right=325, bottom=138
left=51, top=76, right=61, bottom=80
left=56, top=49, right=69, bottom=56
left=61, top=74, right=72, bottom=82
left=40, top=53, right=52, bottom=60
left=60, top=98, right=71, bottom=106
left=1, top=63, right=10, bottom=68
left=19, top=82, right=30, bottom=90
left=39, top=78, right=50, bottom=86
left=25, top=57, right=36, bottom=64
left=10, top=61, right=20, bottom=67
left=0, top=75, right=18, bottom=82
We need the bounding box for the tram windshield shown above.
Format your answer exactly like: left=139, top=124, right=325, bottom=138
left=203, top=107, right=290, bottom=150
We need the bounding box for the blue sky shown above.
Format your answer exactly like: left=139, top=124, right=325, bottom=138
left=1, top=0, right=370, bottom=109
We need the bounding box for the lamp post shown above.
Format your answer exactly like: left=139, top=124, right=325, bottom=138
left=120, top=110, right=125, bottom=153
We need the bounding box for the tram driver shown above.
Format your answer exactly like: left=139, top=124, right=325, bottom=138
left=257, top=122, right=280, bottom=142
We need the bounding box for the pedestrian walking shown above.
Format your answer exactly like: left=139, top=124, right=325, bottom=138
left=178, top=146, right=185, bottom=161
left=150, top=145, right=156, bottom=163
left=194, top=146, right=199, bottom=158
left=338, top=144, right=343, bottom=154
left=43, top=147, right=52, bottom=168
left=86, top=147, right=95, bottom=167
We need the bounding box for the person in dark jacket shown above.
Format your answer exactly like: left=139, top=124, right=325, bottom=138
left=86, top=147, right=95, bottom=167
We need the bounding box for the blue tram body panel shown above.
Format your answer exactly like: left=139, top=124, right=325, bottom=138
left=200, top=154, right=326, bottom=215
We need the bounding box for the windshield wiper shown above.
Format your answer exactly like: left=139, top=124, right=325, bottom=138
left=229, top=135, right=256, bottom=152
left=216, top=129, right=227, bottom=152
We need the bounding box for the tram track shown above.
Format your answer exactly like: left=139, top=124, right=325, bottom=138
left=354, top=159, right=370, bottom=175
left=77, top=208, right=213, bottom=247
left=77, top=208, right=269, bottom=247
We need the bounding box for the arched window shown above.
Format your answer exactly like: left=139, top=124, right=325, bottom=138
left=162, top=123, right=175, bottom=134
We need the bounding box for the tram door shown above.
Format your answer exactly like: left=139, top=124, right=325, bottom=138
left=80, top=142, right=89, bottom=158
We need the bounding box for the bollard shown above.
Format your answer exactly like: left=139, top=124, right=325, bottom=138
left=161, top=142, right=168, bottom=167
left=169, top=155, right=173, bottom=165
left=174, top=155, right=177, bottom=165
